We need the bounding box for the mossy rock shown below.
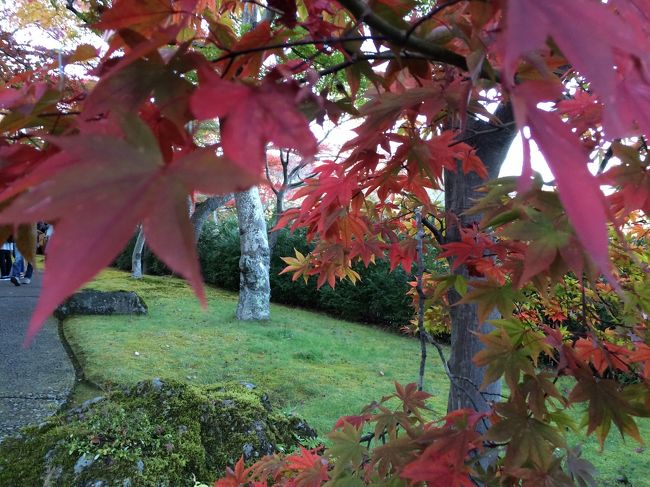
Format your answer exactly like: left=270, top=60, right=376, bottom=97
left=0, top=379, right=316, bottom=486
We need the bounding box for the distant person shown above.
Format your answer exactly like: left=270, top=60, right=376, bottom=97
left=37, top=222, right=48, bottom=254
left=9, top=246, right=33, bottom=286
left=0, top=235, right=13, bottom=280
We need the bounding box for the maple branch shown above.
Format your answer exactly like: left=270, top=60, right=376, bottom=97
left=212, top=35, right=387, bottom=64
left=421, top=216, right=445, bottom=246
left=63, top=0, right=89, bottom=23
left=191, top=194, right=232, bottom=241
left=264, top=154, right=280, bottom=197
left=38, top=111, right=82, bottom=117
left=404, top=0, right=465, bottom=42
left=336, top=0, right=484, bottom=76
left=595, top=144, right=615, bottom=175
left=317, top=51, right=426, bottom=77
left=423, top=331, right=493, bottom=432
left=415, top=208, right=428, bottom=391
left=450, top=122, right=516, bottom=147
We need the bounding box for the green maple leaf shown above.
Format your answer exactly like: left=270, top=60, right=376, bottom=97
left=474, top=328, right=535, bottom=389
left=394, top=382, right=432, bottom=423
left=569, top=375, right=642, bottom=449
left=490, top=319, right=552, bottom=367
left=324, top=474, right=365, bottom=487
left=327, top=423, right=367, bottom=475
left=486, top=398, right=567, bottom=469
left=370, top=436, right=419, bottom=478
left=457, top=281, right=520, bottom=323
left=504, top=212, right=571, bottom=284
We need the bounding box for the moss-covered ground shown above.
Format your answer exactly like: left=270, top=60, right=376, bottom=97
left=62, top=267, right=650, bottom=485
left=0, top=380, right=307, bottom=486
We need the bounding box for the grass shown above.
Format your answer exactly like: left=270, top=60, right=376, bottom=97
left=62, top=267, right=650, bottom=485
left=63, top=268, right=449, bottom=433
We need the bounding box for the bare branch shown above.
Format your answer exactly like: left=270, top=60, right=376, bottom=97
left=421, top=216, right=445, bottom=246
left=404, top=0, right=464, bottom=41
left=336, top=0, right=477, bottom=75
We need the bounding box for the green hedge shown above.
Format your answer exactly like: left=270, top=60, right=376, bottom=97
left=113, top=218, right=415, bottom=331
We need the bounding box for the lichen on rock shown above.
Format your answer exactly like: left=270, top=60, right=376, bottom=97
left=0, top=379, right=315, bottom=486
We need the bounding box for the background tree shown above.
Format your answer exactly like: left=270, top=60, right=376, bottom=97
left=235, top=186, right=271, bottom=320
left=131, top=224, right=146, bottom=278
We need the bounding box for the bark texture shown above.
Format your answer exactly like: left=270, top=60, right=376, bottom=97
left=445, top=105, right=516, bottom=420
left=235, top=187, right=271, bottom=320
left=131, top=225, right=146, bottom=279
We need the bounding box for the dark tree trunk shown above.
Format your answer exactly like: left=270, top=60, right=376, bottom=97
left=445, top=105, right=516, bottom=422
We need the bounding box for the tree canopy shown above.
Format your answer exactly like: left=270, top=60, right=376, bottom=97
left=2, top=0, right=650, bottom=484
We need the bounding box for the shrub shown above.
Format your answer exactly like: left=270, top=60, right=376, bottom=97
left=113, top=218, right=417, bottom=332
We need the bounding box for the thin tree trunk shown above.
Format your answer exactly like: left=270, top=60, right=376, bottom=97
left=267, top=187, right=285, bottom=254
left=235, top=186, right=271, bottom=320
left=191, top=194, right=232, bottom=241
left=415, top=208, right=428, bottom=391
left=131, top=225, right=146, bottom=279
left=445, top=105, right=516, bottom=422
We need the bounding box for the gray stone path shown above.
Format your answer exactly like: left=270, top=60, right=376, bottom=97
left=0, top=271, right=75, bottom=440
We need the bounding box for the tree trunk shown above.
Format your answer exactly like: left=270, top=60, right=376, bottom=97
left=267, top=187, right=285, bottom=254
left=445, top=105, right=516, bottom=421
left=191, top=194, right=232, bottom=242
left=131, top=225, right=146, bottom=279
left=235, top=186, right=271, bottom=320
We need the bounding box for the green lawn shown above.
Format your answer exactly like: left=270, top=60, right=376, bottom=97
left=63, top=268, right=649, bottom=485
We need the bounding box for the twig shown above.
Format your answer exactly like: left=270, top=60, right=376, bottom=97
left=404, top=0, right=464, bottom=41
left=316, top=50, right=427, bottom=78
left=449, top=122, right=516, bottom=147
left=421, top=215, right=445, bottom=246
left=64, top=0, right=88, bottom=23
left=415, top=208, right=428, bottom=391
left=212, top=35, right=388, bottom=64
left=423, top=331, right=492, bottom=431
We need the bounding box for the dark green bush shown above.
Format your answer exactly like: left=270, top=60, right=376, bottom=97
left=113, top=217, right=415, bottom=331
left=113, top=232, right=171, bottom=277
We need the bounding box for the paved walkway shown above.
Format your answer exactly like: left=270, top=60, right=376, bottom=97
left=0, top=271, right=75, bottom=440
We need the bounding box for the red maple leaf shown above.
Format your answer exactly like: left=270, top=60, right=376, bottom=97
left=214, top=456, right=251, bottom=487
left=285, top=448, right=329, bottom=487
left=501, top=0, right=650, bottom=138
left=268, top=0, right=298, bottom=27
left=0, top=117, right=258, bottom=343
left=400, top=410, right=481, bottom=487
left=574, top=338, right=630, bottom=375
left=95, top=0, right=199, bottom=34
left=512, top=85, right=611, bottom=282
left=333, top=413, right=372, bottom=430
left=557, top=91, right=603, bottom=135
left=191, top=68, right=317, bottom=175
